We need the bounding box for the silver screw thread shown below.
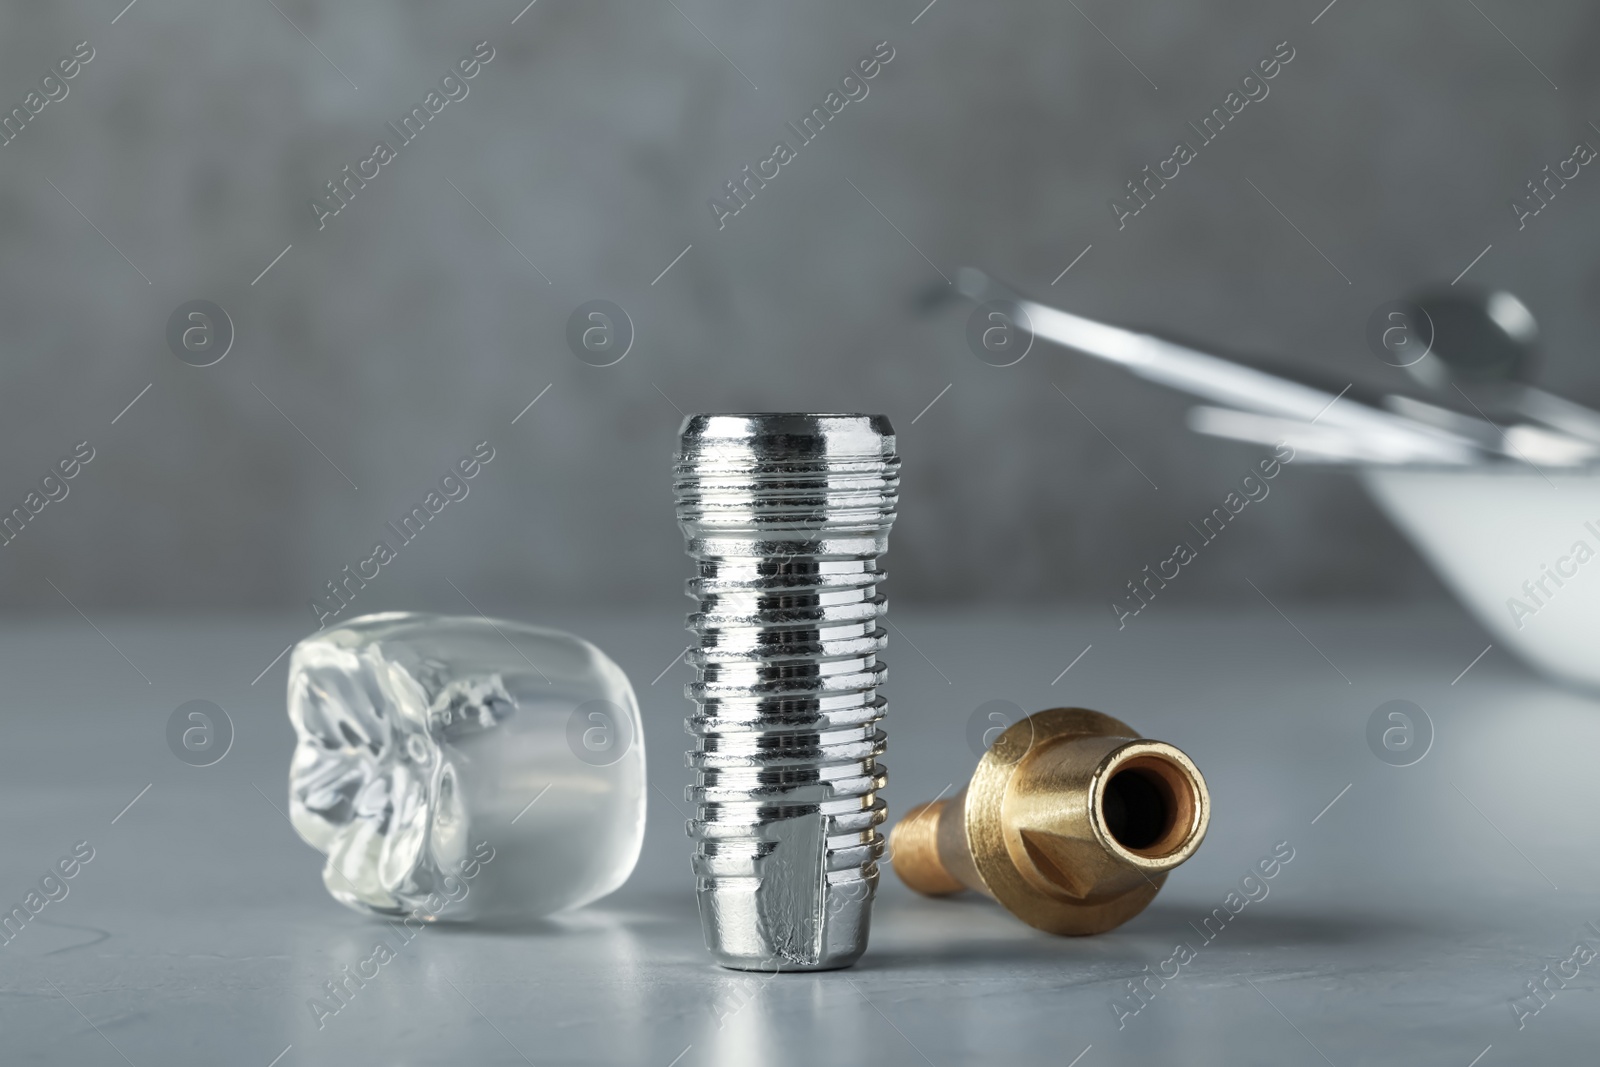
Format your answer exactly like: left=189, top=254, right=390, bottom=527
left=674, top=414, right=900, bottom=971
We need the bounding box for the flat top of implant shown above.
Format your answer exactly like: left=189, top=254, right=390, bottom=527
left=678, top=414, right=895, bottom=458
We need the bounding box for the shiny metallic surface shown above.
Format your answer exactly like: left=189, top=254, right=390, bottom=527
left=949, top=268, right=1600, bottom=468
left=890, top=708, right=1210, bottom=936
left=674, top=414, right=900, bottom=971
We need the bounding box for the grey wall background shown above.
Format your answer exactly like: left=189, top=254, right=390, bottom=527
left=1, top=0, right=1596, bottom=618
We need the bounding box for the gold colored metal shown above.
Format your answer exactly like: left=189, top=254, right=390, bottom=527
left=889, top=708, right=1209, bottom=935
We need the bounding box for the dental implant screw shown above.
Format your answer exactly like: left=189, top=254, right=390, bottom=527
left=674, top=414, right=900, bottom=971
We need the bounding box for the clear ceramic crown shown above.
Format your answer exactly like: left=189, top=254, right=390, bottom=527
left=286, top=612, right=645, bottom=922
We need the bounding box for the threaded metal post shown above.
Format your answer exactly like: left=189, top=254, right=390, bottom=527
left=674, top=413, right=899, bottom=971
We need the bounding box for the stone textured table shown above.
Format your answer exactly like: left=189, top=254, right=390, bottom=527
left=0, top=605, right=1594, bottom=1066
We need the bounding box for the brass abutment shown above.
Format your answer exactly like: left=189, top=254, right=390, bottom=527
left=890, top=708, right=1209, bottom=935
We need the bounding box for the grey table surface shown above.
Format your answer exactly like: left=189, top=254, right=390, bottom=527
left=1, top=604, right=1596, bottom=1066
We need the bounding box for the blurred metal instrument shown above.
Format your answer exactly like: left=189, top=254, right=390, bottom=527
left=946, top=268, right=1598, bottom=468
left=928, top=271, right=1600, bottom=693
left=1405, top=290, right=1600, bottom=445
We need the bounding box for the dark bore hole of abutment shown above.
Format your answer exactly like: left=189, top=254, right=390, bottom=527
left=1101, top=768, right=1170, bottom=851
